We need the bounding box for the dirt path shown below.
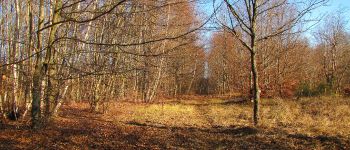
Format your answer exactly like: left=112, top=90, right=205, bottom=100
left=0, top=103, right=349, bottom=149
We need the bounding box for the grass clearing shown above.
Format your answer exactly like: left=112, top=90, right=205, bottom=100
left=1, top=96, right=349, bottom=149
left=107, top=96, right=350, bottom=137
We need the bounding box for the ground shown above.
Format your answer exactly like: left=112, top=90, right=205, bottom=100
left=0, top=96, right=349, bottom=149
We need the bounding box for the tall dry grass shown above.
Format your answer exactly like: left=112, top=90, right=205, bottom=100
left=260, top=97, right=350, bottom=136
left=105, top=96, right=350, bottom=137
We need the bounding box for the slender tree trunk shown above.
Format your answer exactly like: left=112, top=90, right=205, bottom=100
left=32, top=0, right=45, bottom=128
left=0, top=75, right=3, bottom=116
left=92, top=77, right=103, bottom=112
left=23, top=0, right=34, bottom=118
left=10, top=0, right=21, bottom=120
left=52, top=85, right=68, bottom=116
left=330, top=43, right=337, bottom=93
left=71, top=2, right=82, bottom=102
left=0, top=1, right=4, bottom=117
left=44, top=0, right=62, bottom=118
left=119, top=74, right=126, bottom=99
left=251, top=50, right=260, bottom=125
left=250, top=0, right=260, bottom=126
left=4, top=92, right=7, bottom=118
left=187, top=58, right=197, bottom=94
left=0, top=95, right=2, bottom=117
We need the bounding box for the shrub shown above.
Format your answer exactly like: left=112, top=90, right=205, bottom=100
left=295, top=82, right=331, bottom=97
left=313, top=83, right=330, bottom=95
left=295, top=82, right=313, bottom=97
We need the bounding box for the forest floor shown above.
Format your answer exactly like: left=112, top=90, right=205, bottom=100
left=0, top=96, right=350, bottom=149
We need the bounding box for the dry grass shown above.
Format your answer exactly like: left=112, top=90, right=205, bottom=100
left=0, top=96, right=349, bottom=149
left=107, top=96, right=350, bottom=137
left=260, top=97, right=350, bottom=136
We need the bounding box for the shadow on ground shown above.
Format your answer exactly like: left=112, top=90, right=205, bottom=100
left=0, top=105, right=349, bottom=149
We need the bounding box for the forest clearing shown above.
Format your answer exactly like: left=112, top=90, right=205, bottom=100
left=1, top=96, right=349, bottom=149
left=0, top=0, right=350, bottom=149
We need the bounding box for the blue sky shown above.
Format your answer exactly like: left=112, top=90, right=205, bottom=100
left=307, top=0, right=350, bottom=44
left=195, top=0, right=350, bottom=47
left=311, top=0, right=350, bottom=30
left=318, top=0, right=350, bottom=18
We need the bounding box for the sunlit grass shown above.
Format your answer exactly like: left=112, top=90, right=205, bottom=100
left=209, top=105, right=251, bottom=127
left=133, top=104, right=206, bottom=127
left=107, top=96, right=350, bottom=137
left=259, top=97, right=350, bottom=136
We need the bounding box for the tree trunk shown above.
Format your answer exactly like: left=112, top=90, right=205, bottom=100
left=10, top=0, right=21, bottom=120
left=31, top=0, right=45, bottom=128
left=52, top=85, right=68, bottom=116
left=0, top=1, right=4, bottom=117
left=251, top=0, right=260, bottom=126
left=23, top=0, right=33, bottom=119
left=330, top=43, right=337, bottom=93
left=0, top=75, right=3, bottom=116
left=44, top=0, right=62, bottom=118
left=92, top=77, right=102, bottom=112
left=251, top=50, right=260, bottom=126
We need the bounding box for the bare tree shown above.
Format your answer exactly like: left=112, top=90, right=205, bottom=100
left=314, top=10, right=349, bottom=94
left=216, top=0, right=328, bottom=125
